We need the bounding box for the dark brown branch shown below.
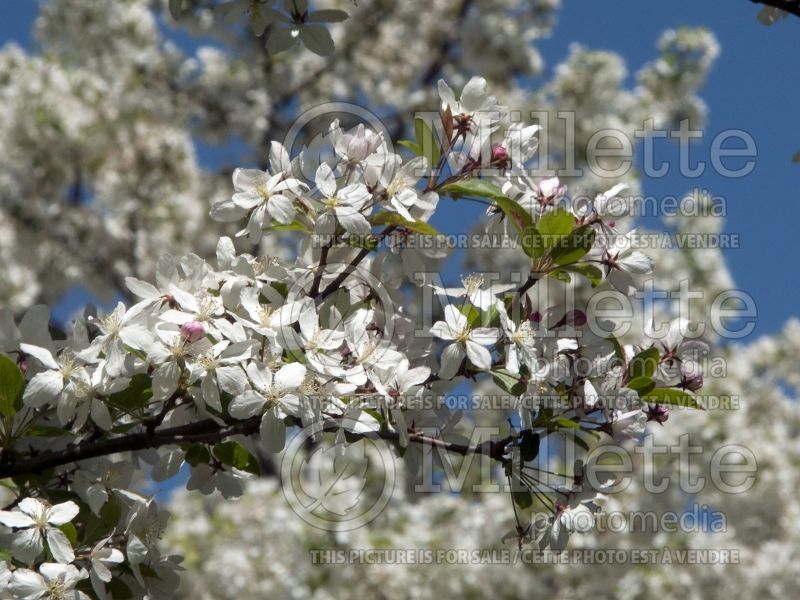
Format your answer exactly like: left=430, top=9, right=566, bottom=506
left=751, top=0, right=800, bottom=19
left=308, top=243, right=331, bottom=297
left=316, top=226, right=397, bottom=301
left=0, top=413, right=514, bottom=481
left=0, top=418, right=261, bottom=480
left=509, top=272, right=542, bottom=319
left=420, top=0, right=475, bottom=86
left=67, top=168, right=82, bottom=206
left=518, top=273, right=541, bottom=298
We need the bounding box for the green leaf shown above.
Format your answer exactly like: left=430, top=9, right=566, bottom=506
left=107, top=374, right=152, bottom=412
left=398, top=140, right=422, bottom=156
left=362, top=407, right=385, bottom=427
left=441, top=178, right=505, bottom=200
left=626, top=376, right=656, bottom=395
left=494, top=196, right=534, bottom=234
left=536, top=208, right=574, bottom=249
left=272, top=219, right=310, bottom=233
left=572, top=433, right=592, bottom=452
left=608, top=335, right=625, bottom=364
left=627, top=347, right=660, bottom=380
left=550, top=271, right=572, bottom=284
left=270, top=282, right=289, bottom=299
left=299, top=24, right=335, bottom=56
left=459, top=304, right=481, bottom=328
left=346, top=234, right=379, bottom=251
left=58, top=522, right=78, bottom=546
left=91, top=495, right=122, bottom=539
left=24, top=426, right=74, bottom=438
left=213, top=441, right=261, bottom=475
left=549, top=226, right=596, bottom=266
left=548, top=269, right=571, bottom=283
left=440, top=180, right=535, bottom=235
left=641, top=387, right=701, bottom=409
left=555, top=263, right=603, bottom=287
left=0, top=355, right=23, bottom=416
left=100, top=494, right=122, bottom=531
left=519, top=431, right=540, bottom=462
left=552, top=416, right=580, bottom=429
left=138, top=563, right=159, bottom=579
left=106, top=578, right=134, bottom=600
left=308, top=9, right=350, bottom=23
left=512, top=488, right=533, bottom=510
left=413, top=117, right=440, bottom=169
left=491, top=369, right=526, bottom=396
left=369, top=211, right=441, bottom=236
left=184, top=444, right=211, bottom=467
left=343, top=428, right=365, bottom=444
left=521, top=226, right=545, bottom=259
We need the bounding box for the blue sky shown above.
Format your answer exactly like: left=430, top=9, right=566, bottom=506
left=2, top=1, right=798, bottom=339
left=537, top=0, right=800, bottom=339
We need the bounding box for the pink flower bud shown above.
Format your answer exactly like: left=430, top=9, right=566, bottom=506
left=489, top=144, right=511, bottom=170
left=16, top=352, right=28, bottom=375
left=180, top=321, right=205, bottom=343
left=337, top=124, right=383, bottom=163
left=491, top=144, right=509, bottom=163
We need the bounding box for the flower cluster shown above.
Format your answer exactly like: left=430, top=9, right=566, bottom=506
left=167, top=148, right=799, bottom=600
left=0, top=0, right=720, bottom=315
left=0, top=75, right=711, bottom=597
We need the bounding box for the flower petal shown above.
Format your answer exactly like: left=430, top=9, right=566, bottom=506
left=443, top=305, right=467, bottom=335
left=8, top=568, right=45, bottom=598
left=335, top=206, right=371, bottom=235
left=260, top=408, right=287, bottom=453
left=19, top=344, right=59, bottom=370
left=268, top=194, right=296, bottom=225
left=46, top=528, right=75, bottom=564
left=274, top=362, right=307, bottom=390
left=470, top=327, right=500, bottom=346
left=22, top=370, right=63, bottom=408
left=465, top=340, right=492, bottom=370
left=47, top=501, right=79, bottom=526
left=228, top=390, right=266, bottom=420
left=439, top=343, right=465, bottom=379
left=11, top=527, right=44, bottom=562
left=315, top=163, right=337, bottom=197
left=0, top=510, right=36, bottom=528
left=152, top=361, right=181, bottom=402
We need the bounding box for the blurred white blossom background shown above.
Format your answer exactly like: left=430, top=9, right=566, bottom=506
left=1, top=0, right=798, bottom=598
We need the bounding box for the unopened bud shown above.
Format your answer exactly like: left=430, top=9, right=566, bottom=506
left=180, top=321, right=206, bottom=343
left=338, top=124, right=382, bottom=163
left=491, top=144, right=509, bottom=165
left=16, top=351, right=28, bottom=375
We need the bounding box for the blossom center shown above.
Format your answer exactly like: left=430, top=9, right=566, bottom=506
left=461, top=273, right=484, bottom=297
left=46, top=580, right=67, bottom=600
left=256, top=184, right=272, bottom=200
